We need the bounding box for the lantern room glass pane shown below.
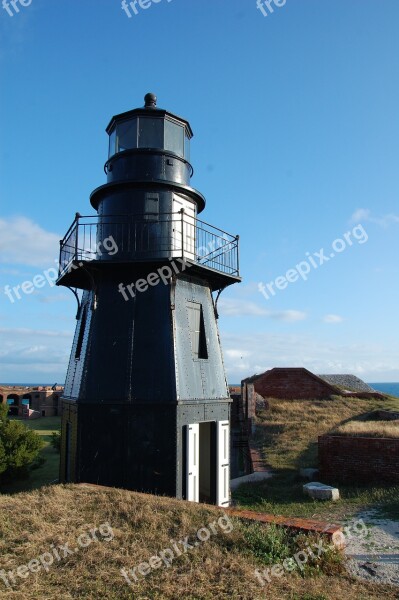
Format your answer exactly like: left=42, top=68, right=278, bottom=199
left=108, top=127, right=116, bottom=158
left=164, top=119, right=184, bottom=158
left=184, top=132, right=190, bottom=161
left=115, top=118, right=138, bottom=154
left=138, top=117, right=163, bottom=149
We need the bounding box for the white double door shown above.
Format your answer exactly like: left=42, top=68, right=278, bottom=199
left=186, top=420, right=230, bottom=507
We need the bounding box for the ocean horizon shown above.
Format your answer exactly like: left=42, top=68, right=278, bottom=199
left=2, top=382, right=399, bottom=398
left=368, top=382, right=399, bottom=397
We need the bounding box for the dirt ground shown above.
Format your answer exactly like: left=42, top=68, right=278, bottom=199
left=345, top=510, right=399, bottom=587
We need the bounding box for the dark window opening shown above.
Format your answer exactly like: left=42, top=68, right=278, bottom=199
left=188, top=302, right=208, bottom=360
left=75, top=306, right=87, bottom=361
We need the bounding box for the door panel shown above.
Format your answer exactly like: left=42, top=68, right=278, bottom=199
left=186, top=423, right=199, bottom=502
left=172, top=194, right=196, bottom=260
left=217, top=420, right=230, bottom=507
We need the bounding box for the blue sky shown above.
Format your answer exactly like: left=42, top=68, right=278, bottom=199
left=1, top=0, right=398, bottom=383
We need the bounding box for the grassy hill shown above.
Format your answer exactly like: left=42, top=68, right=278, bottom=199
left=1, top=400, right=399, bottom=598
left=0, top=484, right=398, bottom=600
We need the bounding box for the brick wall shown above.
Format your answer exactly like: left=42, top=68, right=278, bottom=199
left=249, top=446, right=268, bottom=473
left=319, top=435, right=399, bottom=484
left=230, top=384, right=256, bottom=478
left=251, top=368, right=337, bottom=400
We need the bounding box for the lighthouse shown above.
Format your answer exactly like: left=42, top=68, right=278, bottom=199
left=57, top=94, right=240, bottom=506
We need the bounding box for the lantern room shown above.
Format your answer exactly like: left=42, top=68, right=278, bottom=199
left=107, top=92, right=191, bottom=161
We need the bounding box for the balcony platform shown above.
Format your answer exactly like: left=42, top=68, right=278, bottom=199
left=56, top=256, right=241, bottom=292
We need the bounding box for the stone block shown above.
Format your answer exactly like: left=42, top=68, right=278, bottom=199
left=303, top=481, right=340, bottom=501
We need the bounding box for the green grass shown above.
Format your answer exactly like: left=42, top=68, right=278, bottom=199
left=292, top=594, right=328, bottom=600
left=1, top=416, right=60, bottom=494
left=233, top=471, right=399, bottom=522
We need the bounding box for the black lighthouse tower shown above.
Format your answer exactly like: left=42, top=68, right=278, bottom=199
left=57, top=94, right=240, bottom=506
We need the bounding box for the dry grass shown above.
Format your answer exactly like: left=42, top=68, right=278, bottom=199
left=332, top=420, right=399, bottom=438
left=255, top=395, right=399, bottom=470
left=231, top=395, right=399, bottom=522
left=0, top=485, right=397, bottom=600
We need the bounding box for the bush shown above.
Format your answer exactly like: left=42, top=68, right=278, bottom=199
left=51, top=430, right=61, bottom=453
left=0, top=404, right=44, bottom=484
left=235, top=521, right=295, bottom=564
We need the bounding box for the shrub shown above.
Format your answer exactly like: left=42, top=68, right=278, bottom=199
left=0, top=403, right=44, bottom=484
left=236, top=521, right=295, bottom=564
left=233, top=519, right=345, bottom=581
left=51, top=430, right=61, bottom=453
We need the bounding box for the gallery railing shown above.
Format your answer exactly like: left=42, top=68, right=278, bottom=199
left=58, top=212, right=239, bottom=278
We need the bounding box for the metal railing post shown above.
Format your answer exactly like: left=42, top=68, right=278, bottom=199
left=74, top=212, right=80, bottom=262
left=235, top=235, right=240, bottom=276
left=58, top=240, right=63, bottom=275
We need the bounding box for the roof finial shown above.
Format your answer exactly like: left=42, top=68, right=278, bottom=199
left=144, top=93, right=157, bottom=109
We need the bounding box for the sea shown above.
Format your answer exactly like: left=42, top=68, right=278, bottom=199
left=2, top=382, right=399, bottom=398
left=231, top=382, right=399, bottom=398
left=368, top=383, right=399, bottom=398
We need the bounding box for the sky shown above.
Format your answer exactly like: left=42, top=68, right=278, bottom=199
left=0, top=0, right=398, bottom=384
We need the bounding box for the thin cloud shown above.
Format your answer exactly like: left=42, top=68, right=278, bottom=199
left=38, top=294, right=72, bottom=304
left=272, top=310, right=307, bottom=322
left=0, top=346, right=68, bottom=366
left=220, top=331, right=399, bottom=382
left=350, top=208, right=399, bottom=228
left=0, top=326, right=73, bottom=378
left=219, top=299, right=269, bottom=317
left=219, top=299, right=307, bottom=322
left=225, top=349, right=251, bottom=359
left=323, top=314, right=344, bottom=324
left=0, top=327, right=72, bottom=338
left=0, top=216, right=60, bottom=267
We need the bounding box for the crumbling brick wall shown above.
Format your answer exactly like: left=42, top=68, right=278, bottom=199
left=319, top=435, right=399, bottom=484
